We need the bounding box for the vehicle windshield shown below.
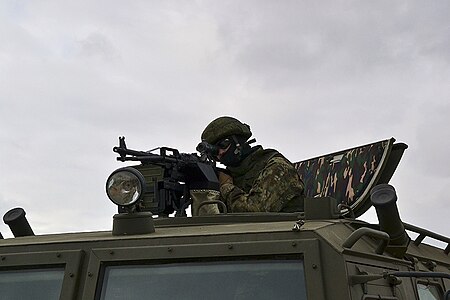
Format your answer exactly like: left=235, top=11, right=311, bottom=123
left=417, top=283, right=442, bottom=300
left=0, top=268, right=64, bottom=300
left=99, top=259, right=307, bottom=300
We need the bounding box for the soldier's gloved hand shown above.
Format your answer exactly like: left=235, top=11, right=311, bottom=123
left=218, top=171, right=233, bottom=186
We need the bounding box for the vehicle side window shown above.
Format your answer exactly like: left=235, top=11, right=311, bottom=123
left=99, top=259, right=307, bottom=300
left=417, top=283, right=441, bottom=300
left=0, top=268, right=64, bottom=300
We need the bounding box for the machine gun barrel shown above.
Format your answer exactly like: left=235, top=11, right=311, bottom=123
left=113, top=137, right=182, bottom=164
left=113, top=149, right=178, bottom=164
left=113, top=146, right=153, bottom=158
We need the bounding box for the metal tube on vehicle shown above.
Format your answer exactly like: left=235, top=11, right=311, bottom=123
left=370, top=184, right=409, bottom=246
left=3, top=207, right=35, bottom=237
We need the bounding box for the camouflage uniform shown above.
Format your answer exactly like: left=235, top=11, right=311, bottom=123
left=221, top=146, right=304, bottom=213
left=200, top=116, right=304, bottom=214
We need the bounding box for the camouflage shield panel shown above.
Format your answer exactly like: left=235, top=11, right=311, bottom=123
left=295, top=138, right=401, bottom=217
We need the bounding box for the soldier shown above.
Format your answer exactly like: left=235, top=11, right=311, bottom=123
left=199, top=116, right=304, bottom=213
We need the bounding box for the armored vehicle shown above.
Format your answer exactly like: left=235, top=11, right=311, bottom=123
left=0, top=138, right=449, bottom=300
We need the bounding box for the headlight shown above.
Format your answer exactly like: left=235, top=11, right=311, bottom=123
left=106, top=167, right=146, bottom=207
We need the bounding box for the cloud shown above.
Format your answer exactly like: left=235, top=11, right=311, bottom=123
left=413, top=103, right=450, bottom=178
left=206, top=1, right=450, bottom=90
left=76, top=32, right=119, bottom=61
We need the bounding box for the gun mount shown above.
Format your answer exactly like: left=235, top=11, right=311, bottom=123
left=107, top=137, right=220, bottom=218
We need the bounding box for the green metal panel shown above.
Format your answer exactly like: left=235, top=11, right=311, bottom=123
left=133, top=164, right=166, bottom=211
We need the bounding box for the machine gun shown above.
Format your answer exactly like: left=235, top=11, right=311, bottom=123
left=106, top=137, right=220, bottom=217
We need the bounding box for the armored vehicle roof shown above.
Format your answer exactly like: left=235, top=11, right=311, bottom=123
left=1, top=213, right=449, bottom=300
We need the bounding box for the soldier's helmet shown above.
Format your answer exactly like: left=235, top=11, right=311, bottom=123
left=201, top=116, right=252, bottom=145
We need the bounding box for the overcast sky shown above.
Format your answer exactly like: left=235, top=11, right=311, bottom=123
left=1, top=1, right=449, bottom=243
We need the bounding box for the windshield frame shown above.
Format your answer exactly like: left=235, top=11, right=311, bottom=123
left=0, top=249, right=83, bottom=300
left=82, top=237, right=323, bottom=300
left=98, top=256, right=307, bottom=300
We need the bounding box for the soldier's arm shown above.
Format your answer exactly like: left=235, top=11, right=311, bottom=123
left=220, top=157, right=302, bottom=212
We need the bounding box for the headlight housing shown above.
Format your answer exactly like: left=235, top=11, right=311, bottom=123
left=106, top=167, right=146, bottom=207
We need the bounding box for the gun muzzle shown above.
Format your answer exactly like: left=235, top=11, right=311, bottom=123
left=370, top=184, right=409, bottom=246
left=3, top=207, right=35, bottom=237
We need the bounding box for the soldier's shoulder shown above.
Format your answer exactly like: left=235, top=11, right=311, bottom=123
left=266, top=154, right=296, bottom=170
